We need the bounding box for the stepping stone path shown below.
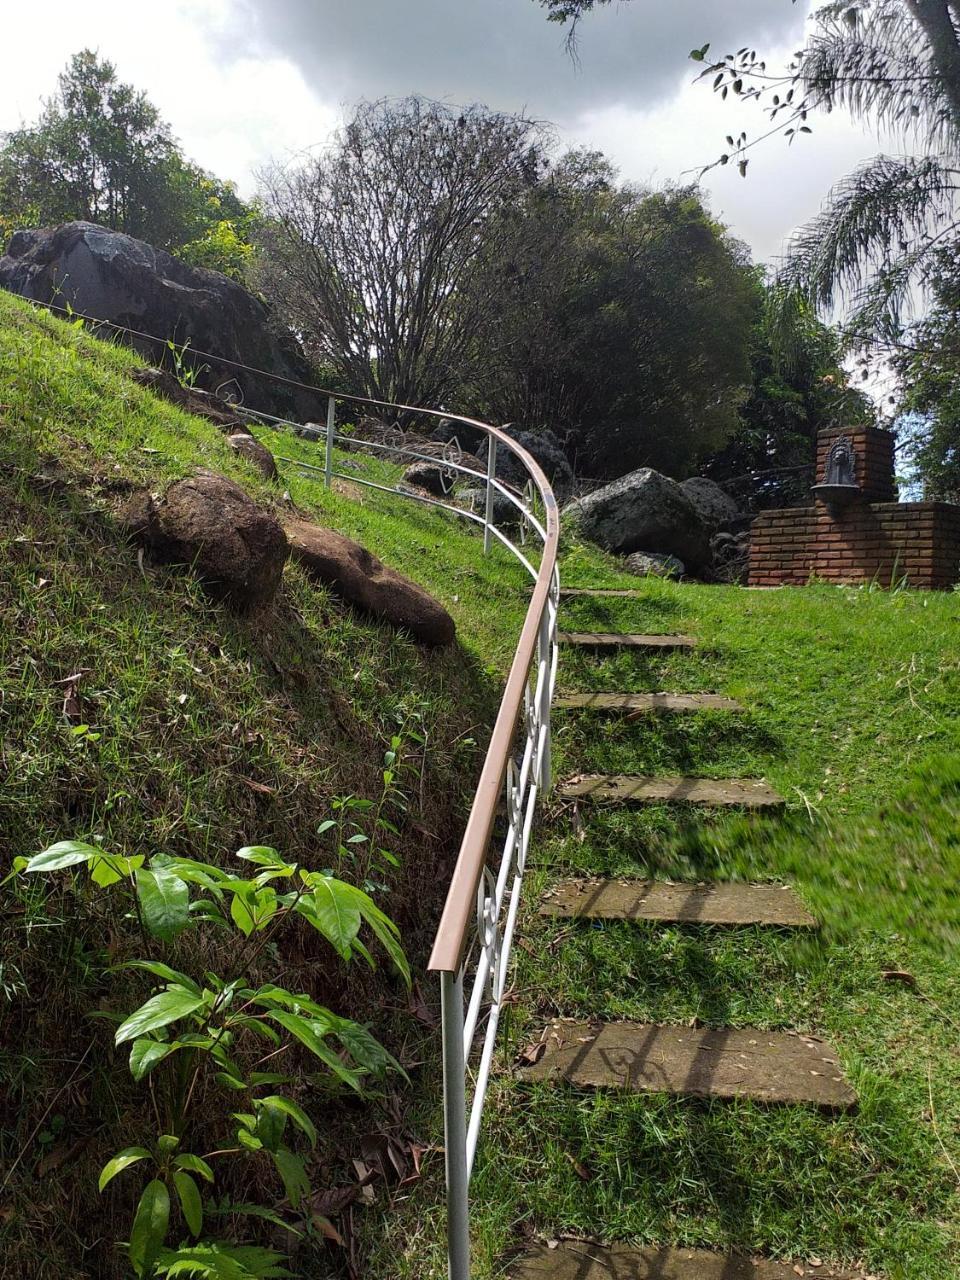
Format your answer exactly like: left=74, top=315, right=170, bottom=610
left=555, top=691, right=742, bottom=713
left=559, top=631, right=697, bottom=650
left=521, top=1021, right=855, bottom=1110
left=540, top=879, right=816, bottom=927
left=559, top=773, right=784, bottom=808
left=505, top=589, right=856, bottom=1277
left=512, top=1242, right=866, bottom=1279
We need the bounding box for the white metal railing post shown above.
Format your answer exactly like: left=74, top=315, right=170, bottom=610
left=324, top=394, right=336, bottom=488
left=483, top=435, right=497, bottom=555
left=440, top=970, right=471, bottom=1280
left=537, top=606, right=552, bottom=791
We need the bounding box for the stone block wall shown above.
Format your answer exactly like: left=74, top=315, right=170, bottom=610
left=749, top=501, right=960, bottom=590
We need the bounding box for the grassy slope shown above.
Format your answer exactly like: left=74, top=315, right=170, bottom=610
left=0, top=292, right=533, bottom=1277
left=2, top=292, right=959, bottom=1280
left=366, top=554, right=960, bottom=1275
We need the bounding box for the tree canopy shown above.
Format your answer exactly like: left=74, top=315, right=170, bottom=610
left=0, top=50, right=257, bottom=277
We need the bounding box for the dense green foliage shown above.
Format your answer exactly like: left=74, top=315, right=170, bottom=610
left=895, top=254, right=960, bottom=498
left=703, top=288, right=874, bottom=508
left=472, top=151, right=757, bottom=478
left=0, top=51, right=257, bottom=278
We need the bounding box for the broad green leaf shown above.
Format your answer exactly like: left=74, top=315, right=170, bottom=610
left=116, top=988, right=205, bottom=1046
left=173, top=1170, right=203, bottom=1236
left=258, top=1095, right=316, bottom=1148
left=253, top=1099, right=286, bottom=1152
left=271, top=1146, right=309, bottom=1209
left=129, top=1178, right=170, bottom=1278
left=157, top=1134, right=180, bottom=1156
left=119, top=961, right=201, bottom=997
left=98, top=1147, right=151, bottom=1192
left=137, top=865, right=190, bottom=941
left=235, top=847, right=294, bottom=875
left=265, top=1010, right=362, bottom=1091
left=130, top=1038, right=176, bottom=1082
left=173, top=1153, right=214, bottom=1183
left=316, top=819, right=336, bottom=836
left=215, top=1201, right=303, bottom=1236
left=333, top=1017, right=404, bottom=1081
left=347, top=886, right=410, bottom=986
left=229, top=887, right=256, bottom=937
left=237, top=1127, right=263, bottom=1153
left=295, top=875, right=360, bottom=958
left=154, top=1242, right=293, bottom=1278
left=91, top=852, right=144, bottom=887
left=25, top=841, right=101, bottom=872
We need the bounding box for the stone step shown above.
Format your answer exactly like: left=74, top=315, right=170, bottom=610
left=520, top=1021, right=856, bottom=1111
left=559, top=631, right=696, bottom=650
left=540, top=879, right=816, bottom=927
left=559, top=774, right=784, bottom=809
left=512, top=1242, right=863, bottom=1279
left=559, top=587, right=644, bottom=598
left=555, top=691, right=741, bottom=713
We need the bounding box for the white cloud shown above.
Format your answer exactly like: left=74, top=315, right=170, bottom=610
left=0, top=0, right=891, bottom=261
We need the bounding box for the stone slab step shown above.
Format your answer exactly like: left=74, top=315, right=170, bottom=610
left=559, top=631, right=696, bottom=650
left=512, top=1242, right=863, bottom=1279
left=520, top=1021, right=856, bottom=1110
left=555, top=691, right=741, bottom=713
left=559, top=588, right=644, bottom=598
left=539, top=879, right=816, bottom=927
left=559, top=774, right=784, bottom=809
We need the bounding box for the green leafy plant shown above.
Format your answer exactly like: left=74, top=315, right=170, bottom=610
left=322, top=718, right=423, bottom=894
left=165, top=337, right=209, bottom=391
left=18, top=840, right=409, bottom=1278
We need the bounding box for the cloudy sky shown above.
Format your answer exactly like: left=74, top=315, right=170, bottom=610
left=0, top=0, right=886, bottom=265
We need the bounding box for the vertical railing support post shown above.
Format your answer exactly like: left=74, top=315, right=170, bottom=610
left=324, top=394, right=336, bottom=489
left=483, top=435, right=497, bottom=556
left=441, top=970, right=471, bottom=1280
left=537, top=607, right=552, bottom=791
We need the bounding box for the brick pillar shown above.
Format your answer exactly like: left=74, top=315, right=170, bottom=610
left=816, top=426, right=897, bottom=502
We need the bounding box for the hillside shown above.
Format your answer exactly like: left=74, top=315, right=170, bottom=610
left=2, top=291, right=960, bottom=1280
left=0, top=291, right=534, bottom=1278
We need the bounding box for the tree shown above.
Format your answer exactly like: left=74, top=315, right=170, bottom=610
left=702, top=287, right=874, bottom=510
left=893, top=253, right=960, bottom=497
left=256, top=97, right=546, bottom=409
left=470, top=151, right=759, bottom=478
left=534, top=2, right=960, bottom=352
left=0, top=50, right=257, bottom=276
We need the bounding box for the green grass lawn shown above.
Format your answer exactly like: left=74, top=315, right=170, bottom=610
left=2, top=292, right=959, bottom=1280
left=364, top=559, right=960, bottom=1280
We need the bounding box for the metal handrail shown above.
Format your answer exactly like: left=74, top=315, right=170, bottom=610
left=239, top=395, right=560, bottom=1280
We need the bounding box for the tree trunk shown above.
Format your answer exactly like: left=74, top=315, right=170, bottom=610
left=908, top=0, right=960, bottom=136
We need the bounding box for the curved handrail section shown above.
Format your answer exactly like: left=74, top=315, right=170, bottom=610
left=238, top=391, right=560, bottom=1280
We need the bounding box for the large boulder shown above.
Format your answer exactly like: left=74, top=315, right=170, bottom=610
left=564, top=467, right=711, bottom=572
left=121, top=470, right=288, bottom=607
left=226, top=430, right=279, bottom=481
left=0, top=222, right=321, bottom=420
left=475, top=426, right=573, bottom=496
left=624, top=551, right=685, bottom=579
left=285, top=519, right=455, bottom=647
left=680, top=477, right=739, bottom=530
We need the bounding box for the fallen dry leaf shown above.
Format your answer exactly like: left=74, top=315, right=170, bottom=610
left=882, top=969, right=917, bottom=988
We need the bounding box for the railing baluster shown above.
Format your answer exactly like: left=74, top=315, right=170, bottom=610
left=324, top=393, right=336, bottom=488
left=483, top=435, right=497, bottom=556
left=441, top=970, right=471, bottom=1280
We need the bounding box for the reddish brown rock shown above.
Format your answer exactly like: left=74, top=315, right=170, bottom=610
left=227, top=429, right=279, bottom=480
left=285, top=518, right=455, bottom=646
left=121, top=470, right=288, bottom=607
left=128, top=366, right=245, bottom=430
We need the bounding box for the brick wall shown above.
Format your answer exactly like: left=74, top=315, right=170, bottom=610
left=816, top=425, right=897, bottom=502
left=748, top=501, right=960, bottom=590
